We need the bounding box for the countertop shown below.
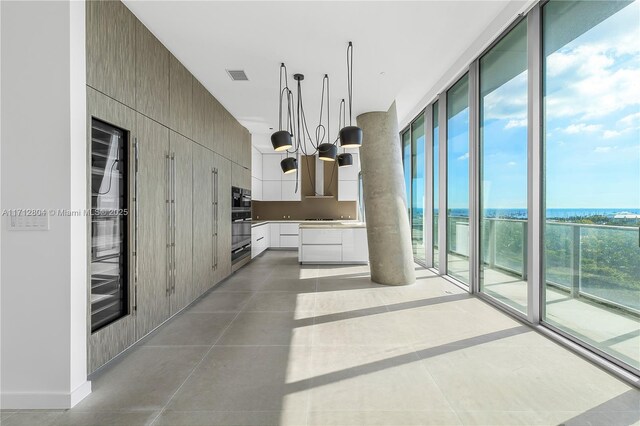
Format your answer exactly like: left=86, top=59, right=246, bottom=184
left=298, top=222, right=366, bottom=229
left=251, top=220, right=362, bottom=227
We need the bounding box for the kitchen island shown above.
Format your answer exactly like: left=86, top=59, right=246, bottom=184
left=298, top=222, right=368, bottom=264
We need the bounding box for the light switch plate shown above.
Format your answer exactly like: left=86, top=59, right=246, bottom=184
left=8, top=214, right=50, bottom=231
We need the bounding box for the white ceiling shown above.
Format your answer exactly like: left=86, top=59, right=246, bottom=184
left=124, top=1, right=515, bottom=151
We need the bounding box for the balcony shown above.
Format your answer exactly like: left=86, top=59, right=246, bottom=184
left=438, top=215, right=640, bottom=370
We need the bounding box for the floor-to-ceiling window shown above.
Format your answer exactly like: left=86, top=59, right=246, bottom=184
left=479, top=20, right=528, bottom=314
left=402, top=130, right=411, bottom=218
left=543, top=0, right=640, bottom=370
left=446, top=75, right=470, bottom=284
left=411, top=115, right=426, bottom=261
left=433, top=102, right=440, bottom=269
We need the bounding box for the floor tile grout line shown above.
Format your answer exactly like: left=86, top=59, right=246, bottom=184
left=147, top=293, right=257, bottom=426
left=305, top=270, right=320, bottom=426
left=405, top=264, right=467, bottom=425
left=409, top=341, right=464, bottom=425
left=363, top=263, right=465, bottom=424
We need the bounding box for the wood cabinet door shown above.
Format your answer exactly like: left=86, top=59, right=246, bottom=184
left=215, top=154, right=233, bottom=283
left=135, top=113, right=170, bottom=339
left=192, top=144, right=214, bottom=295
left=136, top=22, right=170, bottom=124
left=169, top=55, right=193, bottom=139
left=193, top=79, right=214, bottom=150
left=212, top=97, right=225, bottom=156
left=86, top=0, right=136, bottom=107
left=231, top=162, right=243, bottom=189
left=170, top=131, right=194, bottom=314
left=87, top=88, right=137, bottom=373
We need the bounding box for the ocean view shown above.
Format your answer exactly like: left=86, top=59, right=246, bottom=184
left=430, top=208, right=640, bottom=220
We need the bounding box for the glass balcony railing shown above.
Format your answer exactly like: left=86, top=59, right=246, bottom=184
left=441, top=216, right=640, bottom=314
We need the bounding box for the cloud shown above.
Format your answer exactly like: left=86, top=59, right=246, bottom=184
left=545, top=29, right=640, bottom=122
left=563, top=123, right=602, bottom=134
left=594, top=146, right=614, bottom=153
left=603, top=130, right=621, bottom=139
left=618, top=112, right=640, bottom=128
left=504, top=119, right=527, bottom=129
left=457, top=152, right=469, bottom=161
left=507, top=161, right=517, bottom=167
left=482, top=72, right=528, bottom=125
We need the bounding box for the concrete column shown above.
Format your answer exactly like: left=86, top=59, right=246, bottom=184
left=358, top=102, right=415, bottom=286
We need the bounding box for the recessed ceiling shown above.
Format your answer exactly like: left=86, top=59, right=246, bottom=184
left=124, top=1, right=515, bottom=151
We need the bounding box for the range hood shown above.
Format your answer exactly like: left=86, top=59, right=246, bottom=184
left=302, top=155, right=337, bottom=199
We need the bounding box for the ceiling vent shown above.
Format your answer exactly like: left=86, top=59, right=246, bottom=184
left=226, top=69, right=249, bottom=81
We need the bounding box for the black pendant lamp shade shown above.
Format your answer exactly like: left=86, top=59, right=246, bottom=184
left=339, top=126, right=362, bottom=148
left=280, top=156, right=298, bottom=174
left=271, top=130, right=293, bottom=152
left=318, top=143, right=337, bottom=161
left=337, top=153, right=353, bottom=167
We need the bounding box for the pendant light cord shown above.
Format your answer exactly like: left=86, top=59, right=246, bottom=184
left=347, top=42, right=354, bottom=126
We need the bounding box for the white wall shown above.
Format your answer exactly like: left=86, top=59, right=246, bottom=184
left=0, top=0, right=90, bottom=409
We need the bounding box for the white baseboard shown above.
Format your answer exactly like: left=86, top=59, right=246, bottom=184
left=1, top=380, right=91, bottom=409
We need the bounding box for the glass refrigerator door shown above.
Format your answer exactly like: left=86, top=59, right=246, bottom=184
left=90, top=118, right=128, bottom=332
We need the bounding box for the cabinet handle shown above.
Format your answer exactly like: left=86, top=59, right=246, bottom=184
left=134, top=138, right=139, bottom=285
left=212, top=168, right=219, bottom=270
left=215, top=168, right=219, bottom=270
left=171, top=153, right=176, bottom=294
left=166, top=153, right=171, bottom=296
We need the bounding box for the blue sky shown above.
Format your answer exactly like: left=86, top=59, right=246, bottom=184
left=408, top=1, right=639, bottom=212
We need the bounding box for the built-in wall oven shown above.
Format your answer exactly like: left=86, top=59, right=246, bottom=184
left=232, top=187, right=251, bottom=263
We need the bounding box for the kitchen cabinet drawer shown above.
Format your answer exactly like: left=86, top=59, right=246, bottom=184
left=301, top=245, right=342, bottom=262
left=301, top=229, right=341, bottom=245
left=280, top=223, right=299, bottom=235
left=280, top=235, right=299, bottom=248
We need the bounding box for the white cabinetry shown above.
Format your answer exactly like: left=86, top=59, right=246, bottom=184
left=342, top=227, right=369, bottom=262
left=338, top=152, right=359, bottom=201
left=251, top=223, right=269, bottom=258
left=262, top=181, right=282, bottom=201
left=262, top=154, right=283, bottom=180
left=269, top=223, right=280, bottom=248
left=261, top=153, right=301, bottom=201
left=251, top=146, right=263, bottom=179
left=338, top=180, right=358, bottom=202
left=299, top=226, right=368, bottom=264
left=251, top=146, right=263, bottom=200
left=281, top=180, right=299, bottom=201
left=252, top=176, right=263, bottom=200
left=279, top=222, right=299, bottom=248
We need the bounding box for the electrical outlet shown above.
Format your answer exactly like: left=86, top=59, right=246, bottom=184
left=8, top=213, right=50, bottom=231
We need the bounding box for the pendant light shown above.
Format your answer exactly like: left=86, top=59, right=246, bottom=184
left=318, top=143, right=337, bottom=161
left=280, top=156, right=298, bottom=174
left=271, top=63, right=294, bottom=152
left=339, top=42, right=363, bottom=148
left=336, top=99, right=352, bottom=167
left=269, top=42, right=360, bottom=191
left=271, top=130, right=292, bottom=152
left=337, top=153, right=353, bottom=167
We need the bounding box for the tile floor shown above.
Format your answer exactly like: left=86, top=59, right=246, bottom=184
left=2, top=250, right=639, bottom=425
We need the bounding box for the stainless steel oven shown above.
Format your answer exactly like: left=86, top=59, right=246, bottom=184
left=232, top=187, right=251, bottom=263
